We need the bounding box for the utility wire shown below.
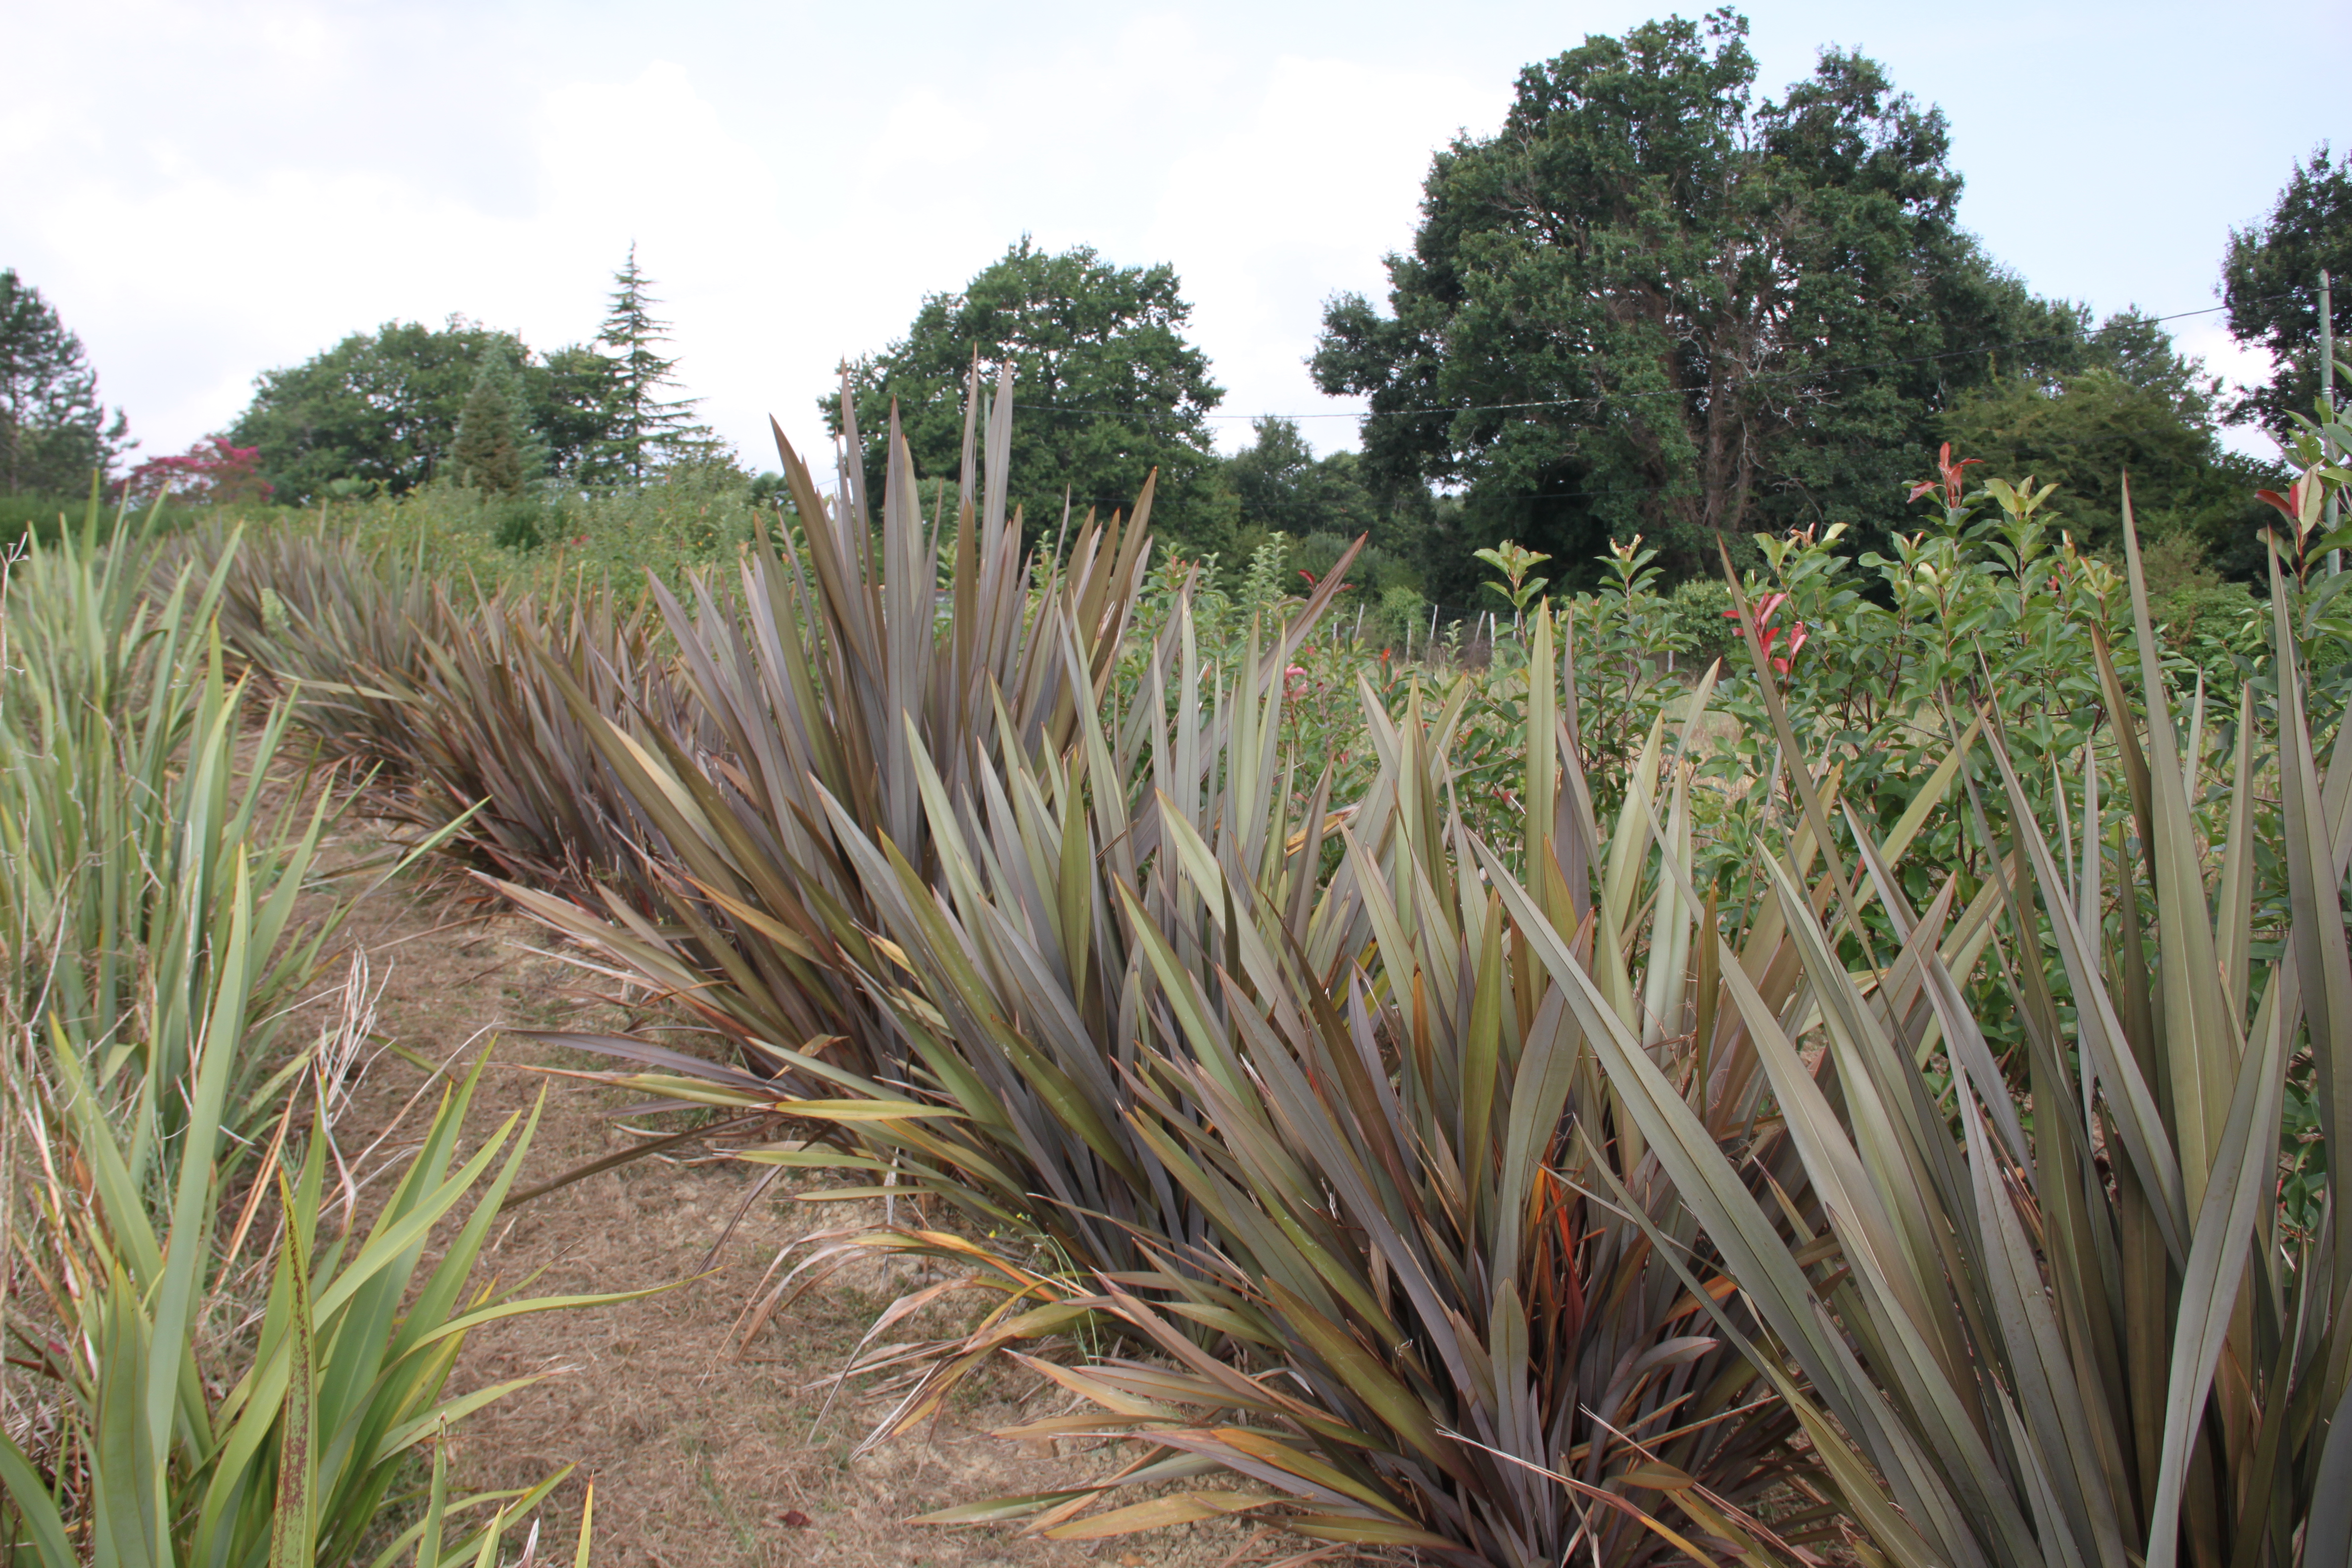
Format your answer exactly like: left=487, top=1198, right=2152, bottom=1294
left=843, top=290, right=2301, bottom=508
left=985, top=294, right=2276, bottom=427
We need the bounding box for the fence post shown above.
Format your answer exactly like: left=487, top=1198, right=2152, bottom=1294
left=2326, top=267, right=2340, bottom=576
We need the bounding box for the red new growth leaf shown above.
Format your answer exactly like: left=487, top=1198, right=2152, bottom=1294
left=1726, top=592, right=1807, bottom=676
left=1907, top=441, right=1981, bottom=507
left=2256, top=479, right=2313, bottom=526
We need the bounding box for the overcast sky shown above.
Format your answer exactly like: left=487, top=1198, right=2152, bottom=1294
left=5, top=0, right=2341, bottom=472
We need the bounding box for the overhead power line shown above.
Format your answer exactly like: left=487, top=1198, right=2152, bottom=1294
left=983, top=294, right=2274, bottom=428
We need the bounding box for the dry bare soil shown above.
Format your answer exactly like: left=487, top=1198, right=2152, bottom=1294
left=320, top=813, right=1297, bottom=1568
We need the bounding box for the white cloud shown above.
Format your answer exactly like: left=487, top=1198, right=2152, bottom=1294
left=1143, top=55, right=1498, bottom=454
left=862, top=88, right=989, bottom=178
left=538, top=63, right=782, bottom=233
left=2175, top=318, right=2283, bottom=461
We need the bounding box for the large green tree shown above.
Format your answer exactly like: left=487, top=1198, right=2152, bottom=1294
left=537, top=343, right=621, bottom=484
left=232, top=318, right=619, bottom=501
left=1312, top=10, right=2079, bottom=596
left=829, top=239, right=1228, bottom=556
left=2223, top=145, right=2352, bottom=436
left=1226, top=417, right=1379, bottom=541
left=0, top=268, right=130, bottom=495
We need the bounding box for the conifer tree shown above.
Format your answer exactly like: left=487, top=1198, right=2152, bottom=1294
left=449, top=343, right=540, bottom=496
left=592, top=245, right=719, bottom=483
left=0, top=268, right=130, bottom=494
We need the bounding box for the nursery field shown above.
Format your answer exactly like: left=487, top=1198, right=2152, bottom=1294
left=10, top=379, right=2352, bottom=1568
left=311, top=830, right=1258, bottom=1568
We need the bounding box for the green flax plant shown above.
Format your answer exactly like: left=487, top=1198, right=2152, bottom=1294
left=1, top=510, right=626, bottom=1565
left=1, top=979, right=623, bottom=1568
left=1480, top=494, right=2352, bottom=1568
left=0, top=501, right=339, bottom=1166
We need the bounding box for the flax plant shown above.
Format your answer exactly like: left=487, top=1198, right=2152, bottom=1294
left=548, top=597, right=1882, bottom=1562
left=1479, top=495, right=2352, bottom=1568
left=1, top=507, right=625, bottom=1566
left=0, top=981, right=619, bottom=1568
left=894, top=623, right=1831, bottom=1565
left=501, top=369, right=1168, bottom=1089
left=187, top=527, right=690, bottom=891
left=1, top=501, right=338, bottom=1166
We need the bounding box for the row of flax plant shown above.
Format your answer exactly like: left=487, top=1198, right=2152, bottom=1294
left=1, top=503, right=620, bottom=1568
left=193, top=368, right=2352, bottom=1567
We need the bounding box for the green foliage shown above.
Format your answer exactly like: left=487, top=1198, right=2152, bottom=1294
left=232, top=319, right=541, bottom=501
left=1313, top=10, right=2081, bottom=587
left=1940, top=308, right=2278, bottom=570
left=448, top=343, right=542, bottom=497
left=1233, top=530, right=1289, bottom=615
left=0, top=506, right=618, bottom=1564
left=829, top=238, right=1227, bottom=558
left=180, top=523, right=681, bottom=891
left=1, top=489, right=204, bottom=550
left=1, top=1038, right=607, bottom=1568
left=485, top=372, right=1156, bottom=1106
left=0, top=509, right=343, bottom=1141
left=1367, top=580, right=1428, bottom=651
left=588, top=246, right=722, bottom=483
left=2223, top=143, right=2352, bottom=435
left=533, top=344, right=623, bottom=485
left=1226, top=417, right=1365, bottom=534
left=189, top=384, right=2352, bottom=1565
left=931, top=645, right=1815, bottom=1566
left=1661, top=575, right=1739, bottom=667
left=1472, top=539, right=1550, bottom=616
left=528, top=568, right=1823, bottom=1560
left=226, top=306, right=677, bottom=503
left=1523, top=503, right=2352, bottom=1568
left=217, top=463, right=791, bottom=594
left=0, top=268, right=129, bottom=495
left=1277, top=530, right=1412, bottom=610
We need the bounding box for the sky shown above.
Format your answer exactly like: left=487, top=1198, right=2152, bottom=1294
left=5, top=0, right=2343, bottom=473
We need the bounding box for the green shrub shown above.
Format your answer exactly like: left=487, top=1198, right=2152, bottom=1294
left=1662, top=575, right=1738, bottom=668
left=1369, top=581, right=1427, bottom=651
left=1288, top=529, right=1413, bottom=597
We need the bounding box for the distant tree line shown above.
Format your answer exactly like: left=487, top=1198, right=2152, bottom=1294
left=224, top=246, right=723, bottom=504
left=6, top=10, right=2346, bottom=595
left=1, top=249, right=731, bottom=513
left=827, top=33, right=2343, bottom=597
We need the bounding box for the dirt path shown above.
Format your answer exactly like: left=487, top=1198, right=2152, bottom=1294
left=317, top=817, right=1276, bottom=1568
